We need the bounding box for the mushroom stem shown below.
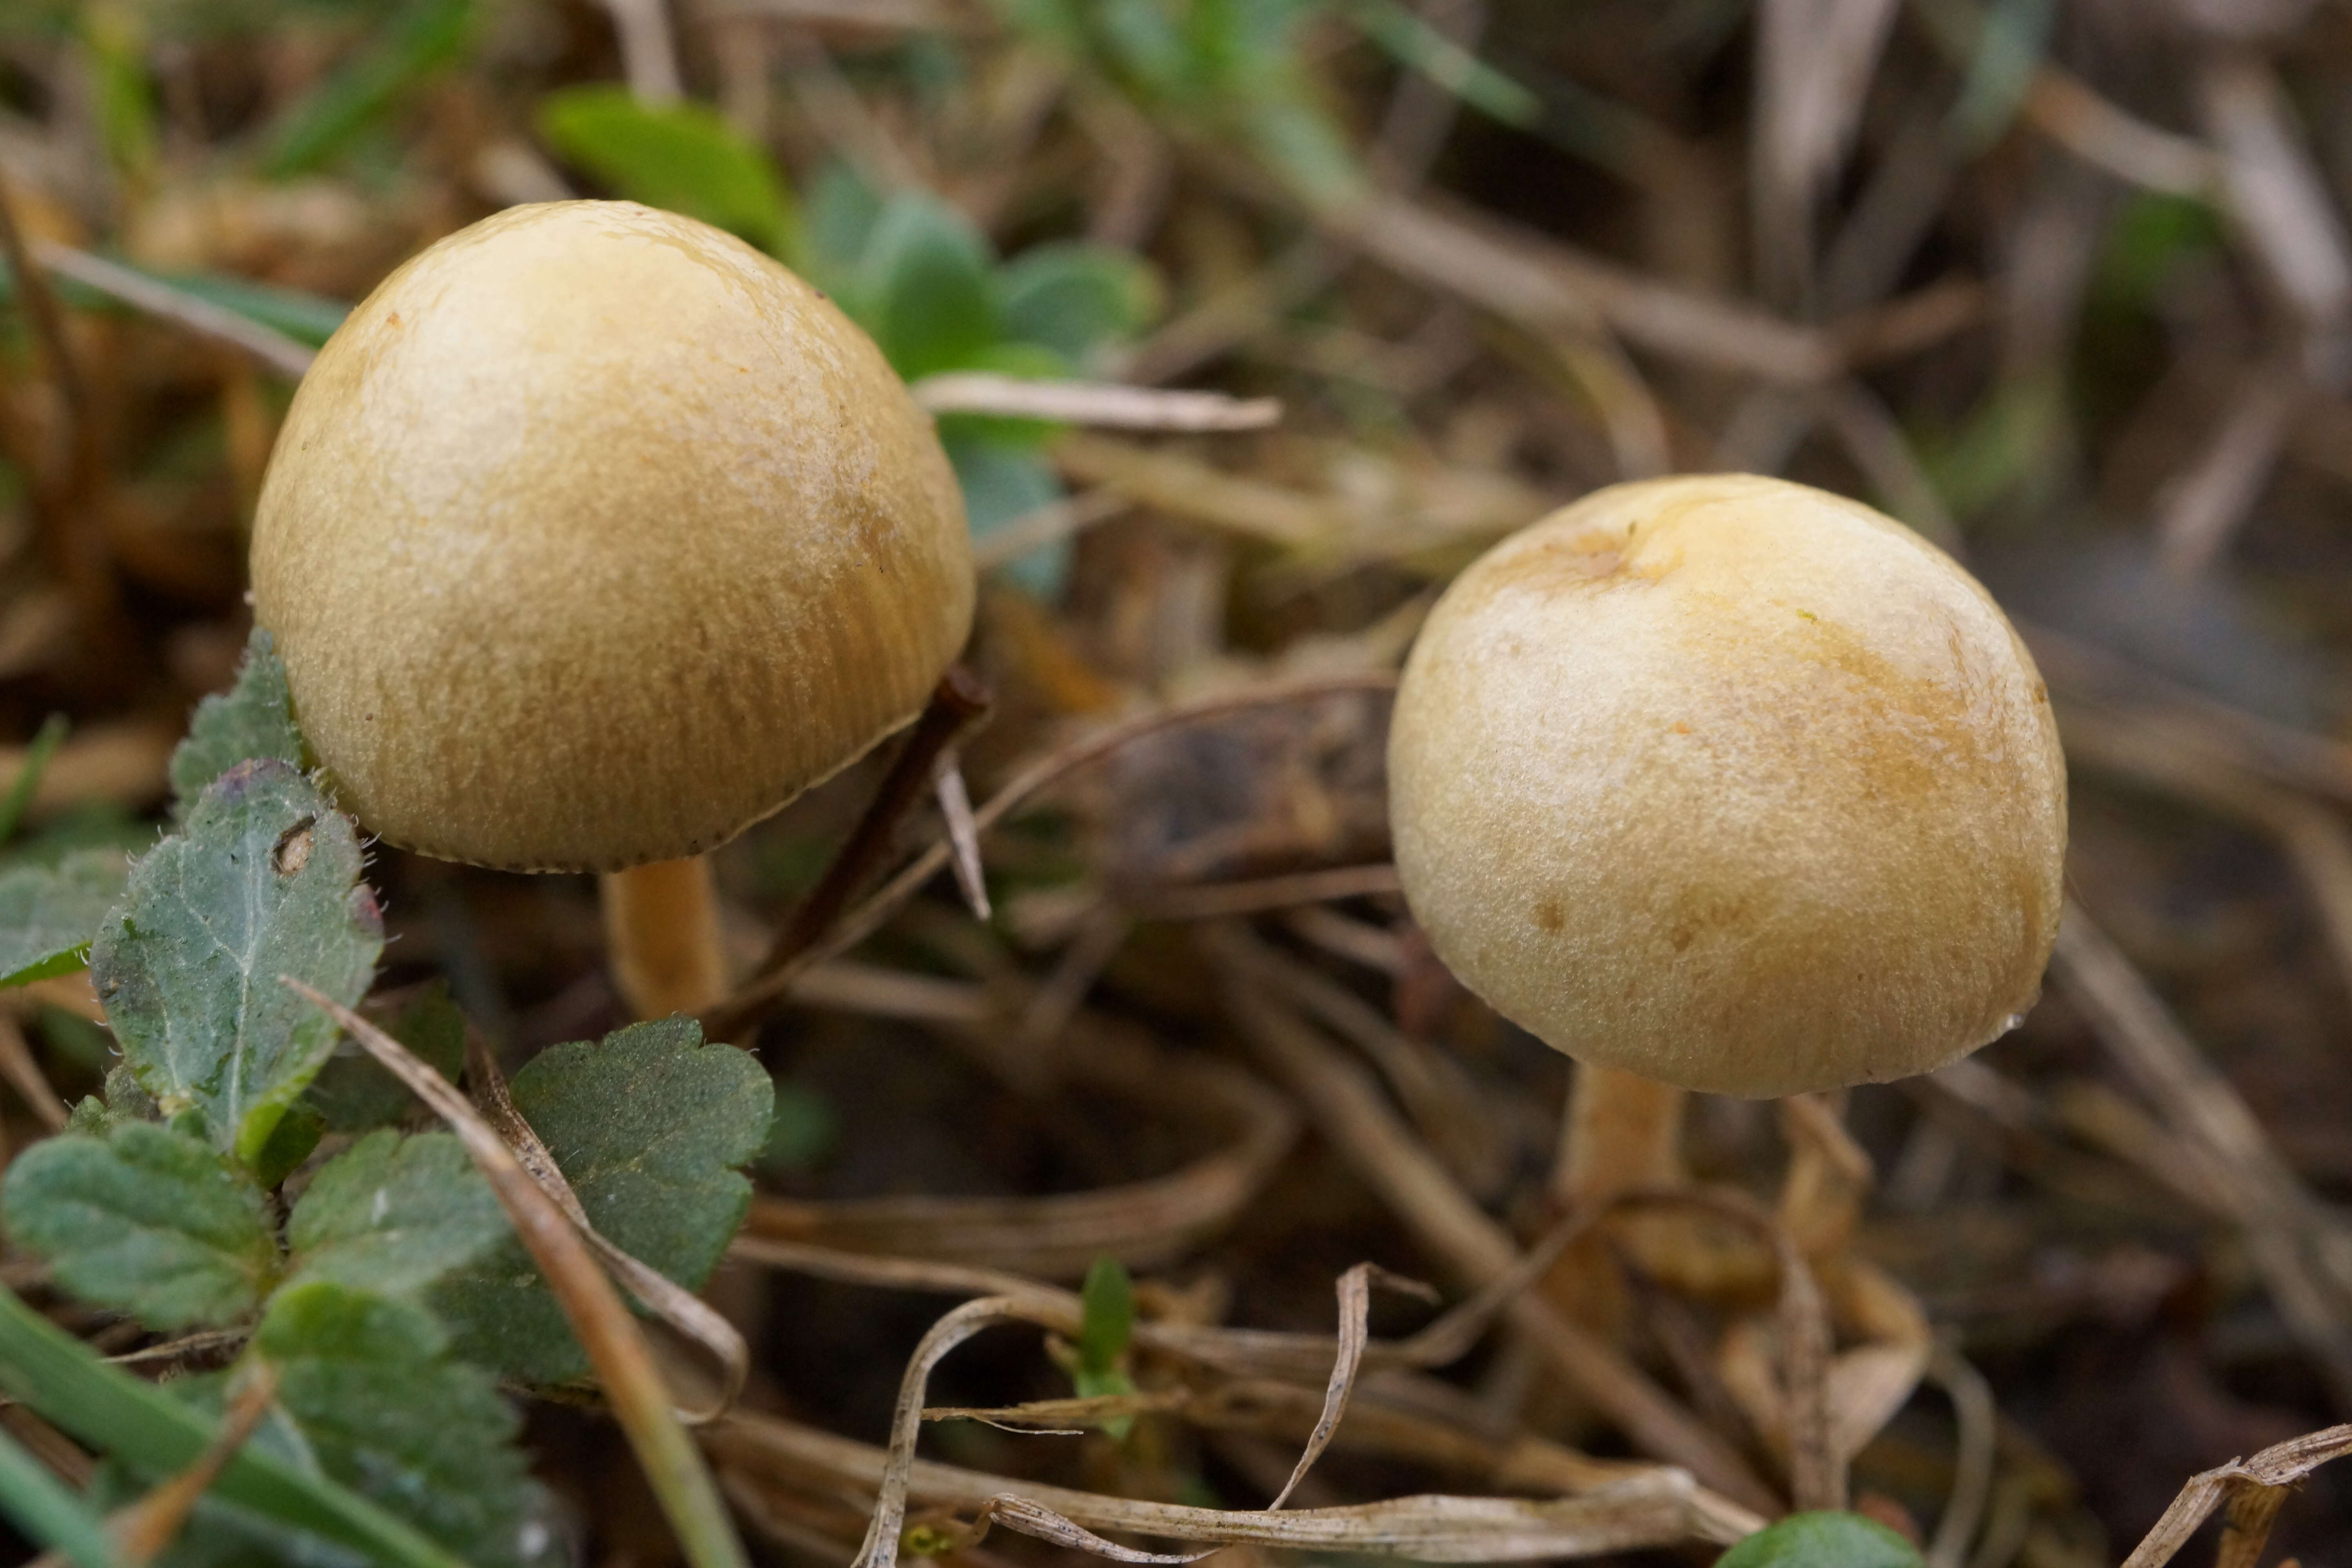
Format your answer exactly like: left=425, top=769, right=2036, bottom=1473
left=1556, top=1062, right=1686, bottom=1207
left=601, top=855, right=728, bottom=1019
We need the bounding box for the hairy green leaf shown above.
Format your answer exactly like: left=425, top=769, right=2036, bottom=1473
left=0, top=849, right=130, bottom=988
left=537, top=85, right=795, bottom=254
left=91, top=759, right=384, bottom=1164
left=434, top=1019, right=771, bottom=1382
left=0, top=1122, right=277, bottom=1330
left=168, top=628, right=305, bottom=813
left=305, top=982, right=466, bottom=1132
left=1715, top=1512, right=1926, bottom=1568
left=255, top=1282, right=544, bottom=1568
left=289, top=1129, right=506, bottom=1299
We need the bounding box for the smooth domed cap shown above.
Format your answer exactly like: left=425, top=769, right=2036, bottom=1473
left=1388, top=475, right=2067, bottom=1098
left=252, top=201, right=975, bottom=873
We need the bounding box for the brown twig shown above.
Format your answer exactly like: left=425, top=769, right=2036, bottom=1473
left=711, top=668, right=992, bottom=1040
left=701, top=672, right=1400, bottom=1040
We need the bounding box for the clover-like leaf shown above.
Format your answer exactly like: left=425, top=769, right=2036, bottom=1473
left=0, top=850, right=129, bottom=988
left=289, top=1130, right=507, bottom=1300
left=255, top=1281, right=544, bottom=1568
left=90, top=759, right=383, bottom=1165
left=432, top=1018, right=771, bottom=1382
left=167, top=628, right=305, bottom=814
left=1715, top=1512, right=1926, bottom=1568
left=0, top=1122, right=277, bottom=1330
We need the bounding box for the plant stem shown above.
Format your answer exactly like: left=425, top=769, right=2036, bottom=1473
left=601, top=855, right=728, bottom=1019
left=704, top=667, right=990, bottom=1040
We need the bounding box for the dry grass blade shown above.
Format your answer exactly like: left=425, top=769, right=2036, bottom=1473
left=850, top=1295, right=1049, bottom=1568
left=1922, top=1343, right=1995, bottom=1568
left=462, top=1034, right=750, bottom=1423
left=721, top=1235, right=1766, bottom=1543
left=0, top=1014, right=69, bottom=1131
left=1203, top=923, right=1783, bottom=1515
left=2119, top=1424, right=2352, bottom=1568
left=970, top=490, right=1132, bottom=571
left=2048, top=908, right=2352, bottom=1409
left=912, top=374, right=1282, bottom=431
left=1127, top=864, right=1402, bottom=921
left=931, top=756, right=991, bottom=921
left=2197, top=54, right=2352, bottom=333
left=868, top=1265, right=1435, bottom=1563
left=281, top=980, right=750, bottom=1568
left=704, top=673, right=1399, bottom=1035
left=1267, top=1263, right=1438, bottom=1510
left=2056, top=702, right=2352, bottom=992
left=1052, top=436, right=1348, bottom=548
left=744, top=1019, right=1295, bottom=1275
left=1751, top=0, right=1902, bottom=305
left=31, top=241, right=317, bottom=380
left=713, top=1407, right=1735, bottom=1561
left=924, top=1389, right=1188, bottom=1435
left=2152, top=361, right=2302, bottom=576
left=113, top=1362, right=279, bottom=1566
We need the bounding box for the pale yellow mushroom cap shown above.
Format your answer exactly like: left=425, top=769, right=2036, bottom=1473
left=1388, top=475, right=2067, bottom=1098
left=251, top=201, right=975, bottom=873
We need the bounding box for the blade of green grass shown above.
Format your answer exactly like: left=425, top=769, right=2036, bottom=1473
left=0, top=1422, right=118, bottom=1568
left=0, top=1286, right=465, bottom=1568
left=0, top=714, right=68, bottom=846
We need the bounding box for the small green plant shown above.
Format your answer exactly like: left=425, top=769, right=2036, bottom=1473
left=0, top=631, right=774, bottom=1568
left=1056, top=1253, right=1141, bottom=1439
left=1713, top=1511, right=1927, bottom=1568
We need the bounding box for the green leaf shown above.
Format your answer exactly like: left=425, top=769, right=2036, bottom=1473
left=289, top=1129, right=507, bottom=1299
left=0, top=713, right=68, bottom=845
left=168, top=629, right=305, bottom=813
left=255, top=1282, right=543, bottom=1568
left=946, top=437, right=1069, bottom=598
left=433, top=1019, right=771, bottom=1382
left=1715, top=1512, right=1926, bottom=1568
left=853, top=192, right=1001, bottom=380
left=0, top=1283, right=466, bottom=1568
left=90, top=759, right=384, bottom=1164
left=262, top=0, right=475, bottom=176
left=998, top=242, right=1160, bottom=369
left=0, top=1422, right=116, bottom=1568
left=803, top=160, right=885, bottom=284
left=537, top=85, right=795, bottom=255
left=305, top=982, right=466, bottom=1132
left=0, top=849, right=130, bottom=988
left=161, top=272, right=348, bottom=348
left=0, top=1121, right=277, bottom=1330
left=1077, top=1254, right=1134, bottom=1376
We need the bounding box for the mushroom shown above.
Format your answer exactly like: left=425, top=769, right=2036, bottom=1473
left=250, top=201, right=974, bottom=1019
left=1387, top=474, right=2065, bottom=1203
